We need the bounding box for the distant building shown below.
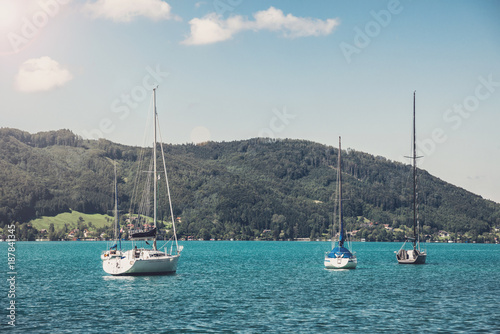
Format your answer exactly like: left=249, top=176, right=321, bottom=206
left=439, top=230, right=450, bottom=238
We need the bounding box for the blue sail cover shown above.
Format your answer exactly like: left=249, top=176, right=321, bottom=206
left=327, top=245, right=354, bottom=259
left=339, top=232, right=345, bottom=244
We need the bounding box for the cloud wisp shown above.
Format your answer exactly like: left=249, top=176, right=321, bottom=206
left=182, top=6, right=340, bottom=45
left=83, top=0, right=179, bottom=22
left=15, top=56, right=73, bottom=93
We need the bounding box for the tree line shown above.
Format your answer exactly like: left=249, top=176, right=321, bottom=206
left=1, top=128, right=499, bottom=242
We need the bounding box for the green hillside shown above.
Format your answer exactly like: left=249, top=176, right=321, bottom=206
left=1, top=128, right=499, bottom=242
left=30, top=210, right=113, bottom=231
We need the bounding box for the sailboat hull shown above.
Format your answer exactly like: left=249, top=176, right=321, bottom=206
left=324, top=256, right=357, bottom=269
left=396, top=249, right=426, bottom=264
left=102, top=249, right=180, bottom=276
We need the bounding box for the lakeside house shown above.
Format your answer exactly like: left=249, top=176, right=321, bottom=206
left=439, top=230, right=450, bottom=238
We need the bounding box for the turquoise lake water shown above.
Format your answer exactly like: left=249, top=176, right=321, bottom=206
left=1, top=241, right=499, bottom=333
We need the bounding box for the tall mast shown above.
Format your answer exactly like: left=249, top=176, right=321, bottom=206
left=114, top=163, right=118, bottom=241
left=153, top=87, right=158, bottom=249
left=338, top=136, right=344, bottom=247
left=412, top=91, right=417, bottom=248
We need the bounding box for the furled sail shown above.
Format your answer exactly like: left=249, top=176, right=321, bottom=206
left=130, top=228, right=157, bottom=239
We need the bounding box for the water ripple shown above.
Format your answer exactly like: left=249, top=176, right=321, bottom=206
left=1, top=241, right=499, bottom=333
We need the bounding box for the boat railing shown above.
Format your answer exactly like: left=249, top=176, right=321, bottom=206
left=158, top=235, right=183, bottom=255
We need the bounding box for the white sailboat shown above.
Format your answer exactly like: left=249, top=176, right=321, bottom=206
left=395, top=91, right=426, bottom=265
left=101, top=88, right=183, bottom=275
left=324, top=137, right=357, bottom=269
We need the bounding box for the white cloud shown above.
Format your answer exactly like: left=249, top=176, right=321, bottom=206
left=182, top=13, right=246, bottom=45
left=15, top=57, right=73, bottom=93
left=83, top=0, right=179, bottom=22
left=253, top=7, right=339, bottom=38
left=194, top=1, right=207, bottom=9
left=182, top=6, right=340, bottom=45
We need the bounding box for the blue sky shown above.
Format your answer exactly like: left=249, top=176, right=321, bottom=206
left=1, top=0, right=499, bottom=203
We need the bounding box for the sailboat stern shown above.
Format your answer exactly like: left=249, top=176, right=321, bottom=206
left=396, top=248, right=426, bottom=264
left=324, top=246, right=357, bottom=269
left=324, top=255, right=357, bottom=269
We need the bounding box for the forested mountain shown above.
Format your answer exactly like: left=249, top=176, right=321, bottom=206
left=1, top=128, right=499, bottom=242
